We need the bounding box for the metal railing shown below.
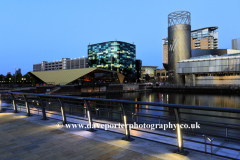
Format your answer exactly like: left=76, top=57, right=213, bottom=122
left=1, top=92, right=240, bottom=159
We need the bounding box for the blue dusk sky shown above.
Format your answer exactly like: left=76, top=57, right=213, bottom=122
left=0, top=0, right=239, bottom=75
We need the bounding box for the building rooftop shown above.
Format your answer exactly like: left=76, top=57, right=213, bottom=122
left=88, top=41, right=135, bottom=46
left=141, top=66, right=158, bottom=68
left=179, top=52, right=240, bottom=62
left=191, top=26, right=218, bottom=32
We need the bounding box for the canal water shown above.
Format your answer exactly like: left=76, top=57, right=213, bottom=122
left=85, top=91, right=240, bottom=125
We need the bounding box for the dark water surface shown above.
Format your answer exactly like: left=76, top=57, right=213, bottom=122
left=84, top=91, right=240, bottom=125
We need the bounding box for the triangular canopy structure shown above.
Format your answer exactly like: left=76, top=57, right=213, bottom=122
left=29, top=68, right=125, bottom=85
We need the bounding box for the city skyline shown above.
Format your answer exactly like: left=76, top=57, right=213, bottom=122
left=1, top=0, right=240, bottom=75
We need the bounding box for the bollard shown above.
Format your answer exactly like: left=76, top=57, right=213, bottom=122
left=121, top=103, right=134, bottom=141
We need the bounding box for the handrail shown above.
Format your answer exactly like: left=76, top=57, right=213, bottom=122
left=1, top=91, right=240, bottom=159
left=8, top=92, right=240, bottom=113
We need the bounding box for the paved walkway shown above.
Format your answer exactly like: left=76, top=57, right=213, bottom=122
left=0, top=102, right=231, bottom=160
left=0, top=113, right=162, bottom=160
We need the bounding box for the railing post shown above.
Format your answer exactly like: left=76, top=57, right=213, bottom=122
left=10, top=93, right=18, bottom=113
left=211, top=140, right=213, bottom=154
left=119, top=110, right=123, bottom=122
left=83, top=106, right=87, bottom=117
left=48, top=102, right=51, bottom=111
left=135, top=113, right=139, bottom=124
left=58, top=98, right=67, bottom=124
left=121, top=103, right=134, bottom=141
left=204, top=135, right=207, bottom=153
left=95, top=108, right=99, bottom=118
left=225, top=124, right=228, bottom=141
left=158, top=116, right=161, bottom=126
left=132, top=113, right=135, bottom=122
left=108, top=109, right=112, bottom=120
left=84, top=100, right=96, bottom=132
left=39, top=97, right=48, bottom=120
left=191, top=120, right=195, bottom=135
left=173, top=108, right=186, bottom=154
left=23, top=95, right=31, bottom=116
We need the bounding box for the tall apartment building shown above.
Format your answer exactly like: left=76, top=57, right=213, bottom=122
left=191, top=27, right=218, bottom=49
left=33, top=57, right=88, bottom=72
left=162, top=37, right=168, bottom=64
left=163, top=26, right=219, bottom=63
left=232, top=38, right=240, bottom=50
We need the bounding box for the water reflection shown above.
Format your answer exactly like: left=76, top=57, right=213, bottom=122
left=88, top=91, right=240, bottom=125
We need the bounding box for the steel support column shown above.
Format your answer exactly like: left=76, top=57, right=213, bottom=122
left=58, top=98, right=67, bottom=124
left=173, top=107, right=186, bottom=154
left=23, top=95, right=31, bottom=116
left=39, top=97, right=48, bottom=120
left=121, top=103, right=134, bottom=141
left=84, top=100, right=96, bottom=132
left=10, top=93, right=17, bottom=113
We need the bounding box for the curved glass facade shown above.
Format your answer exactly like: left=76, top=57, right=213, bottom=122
left=88, top=41, right=136, bottom=78
left=177, top=56, right=240, bottom=74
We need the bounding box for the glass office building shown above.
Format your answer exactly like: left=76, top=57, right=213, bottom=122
left=88, top=41, right=136, bottom=78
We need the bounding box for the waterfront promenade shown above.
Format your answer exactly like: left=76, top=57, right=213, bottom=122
left=0, top=103, right=230, bottom=160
